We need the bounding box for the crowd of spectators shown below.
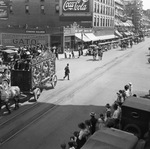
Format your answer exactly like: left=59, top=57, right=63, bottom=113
left=60, top=82, right=137, bottom=149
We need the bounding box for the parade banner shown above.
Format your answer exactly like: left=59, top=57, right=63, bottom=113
left=0, top=0, right=8, bottom=20
left=62, top=0, right=90, bottom=13
left=1, top=33, right=50, bottom=47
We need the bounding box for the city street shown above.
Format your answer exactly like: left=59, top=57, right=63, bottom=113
left=1, top=37, right=150, bottom=149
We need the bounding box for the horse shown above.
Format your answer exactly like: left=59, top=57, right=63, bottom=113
left=0, top=85, right=20, bottom=114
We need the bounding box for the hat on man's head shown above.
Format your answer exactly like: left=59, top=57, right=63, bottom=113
left=129, top=82, right=132, bottom=85
left=106, top=103, right=111, bottom=108
left=90, top=112, right=96, bottom=117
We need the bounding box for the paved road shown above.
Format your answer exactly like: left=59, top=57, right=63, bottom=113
left=1, top=38, right=150, bottom=149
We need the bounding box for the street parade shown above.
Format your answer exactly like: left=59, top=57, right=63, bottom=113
left=0, top=0, right=150, bottom=149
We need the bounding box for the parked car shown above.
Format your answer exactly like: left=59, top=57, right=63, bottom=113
left=82, top=128, right=138, bottom=149
left=121, top=96, right=150, bottom=138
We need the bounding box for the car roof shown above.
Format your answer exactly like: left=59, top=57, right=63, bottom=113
left=82, top=128, right=138, bottom=149
left=122, top=96, right=150, bottom=112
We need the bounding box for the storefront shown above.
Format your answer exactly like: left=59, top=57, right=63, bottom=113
left=1, top=33, right=50, bottom=47
left=63, top=22, right=96, bottom=51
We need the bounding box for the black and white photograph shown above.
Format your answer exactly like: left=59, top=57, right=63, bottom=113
left=0, top=0, right=150, bottom=149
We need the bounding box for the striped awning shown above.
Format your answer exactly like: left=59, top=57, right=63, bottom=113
left=96, top=35, right=118, bottom=40
left=75, top=33, right=91, bottom=42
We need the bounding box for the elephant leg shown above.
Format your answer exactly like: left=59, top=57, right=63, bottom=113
left=14, top=97, right=19, bottom=110
left=4, top=101, right=11, bottom=114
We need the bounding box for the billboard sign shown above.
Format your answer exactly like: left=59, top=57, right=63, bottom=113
left=0, top=0, right=8, bottom=20
left=62, top=0, right=90, bottom=13
left=1, top=33, right=50, bottom=47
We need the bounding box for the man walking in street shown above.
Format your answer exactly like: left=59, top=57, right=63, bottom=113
left=98, top=47, right=103, bottom=61
left=63, top=63, right=70, bottom=80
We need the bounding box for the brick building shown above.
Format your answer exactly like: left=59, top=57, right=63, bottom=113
left=0, top=0, right=116, bottom=53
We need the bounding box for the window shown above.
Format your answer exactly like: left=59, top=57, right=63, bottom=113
left=97, top=3, right=99, bottom=13
left=25, top=5, right=29, bottom=14
left=40, top=0, right=44, bottom=2
left=94, top=2, right=96, bottom=12
left=103, top=5, right=105, bottom=14
left=99, top=17, right=101, bottom=26
left=41, top=5, right=45, bottom=14
left=94, top=16, right=96, bottom=26
left=25, top=0, right=29, bottom=2
left=103, top=17, right=105, bottom=26
left=101, top=17, right=103, bottom=26
left=99, top=4, right=101, bottom=13
left=9, top=5, right=13, bottom=14
left=97, top=16, right=99, bottom=26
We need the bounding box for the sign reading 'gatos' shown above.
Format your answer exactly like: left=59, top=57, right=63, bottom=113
left=62, top=0, right=89, bottom=12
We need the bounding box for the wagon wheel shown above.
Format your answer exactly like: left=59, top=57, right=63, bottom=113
left=51, top=75, right=57, bottom=88
left=124, top=124, right=141, bottom=138
left=33, top=88, right=41, bottom=101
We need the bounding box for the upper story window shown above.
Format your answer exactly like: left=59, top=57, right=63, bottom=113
left=25, top=5, right=29, bottom=14
left=94, top=15, right=96, bottom=27
left=101, top=5, right=102, bottom=13
left=103, top=5, right=105, bottom=14
left=101, top=17, right=103, bottom=26
left=94, top=2, right=96, bottom=12
left=25, top=0, right=29, bottom=2
left=97, top=4, right=99, bottom=13
left=41, top=5, right=45, bottom=14
left=97, top=16, right=100, bottom=26
left=40, top=0, right=45, bottom=2
left=103, top=17, right=105, bottom=26
left=99, top=4, right=101, bottom=13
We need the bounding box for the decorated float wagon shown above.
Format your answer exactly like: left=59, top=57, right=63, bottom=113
left=10, top=50, right=57, bottom=101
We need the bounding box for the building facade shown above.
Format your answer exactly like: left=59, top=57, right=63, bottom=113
left=124, top=0, right=143, bottom=32
left=60, top=0, right=115, bottom=36
left=0, top=0, right=116, bottom=52
left=114, top=0, right=134, bottom=38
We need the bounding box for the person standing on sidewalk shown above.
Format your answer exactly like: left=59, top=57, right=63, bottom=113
left=63, top=63, right=70, bottom=80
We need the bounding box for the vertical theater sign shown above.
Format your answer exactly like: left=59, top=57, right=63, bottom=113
left=62, top=0, right=89, bottom=12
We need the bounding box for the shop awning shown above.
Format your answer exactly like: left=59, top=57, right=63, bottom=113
left=84, top=33, right=99, bottom=41
left=75, top=33, right=91, bottom=42
left=115, top=30, right=123, bottom=37
left=97, top=35, right=118, bottom=40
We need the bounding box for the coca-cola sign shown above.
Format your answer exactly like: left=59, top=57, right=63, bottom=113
left=62, top=0, right=89, bottom=12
